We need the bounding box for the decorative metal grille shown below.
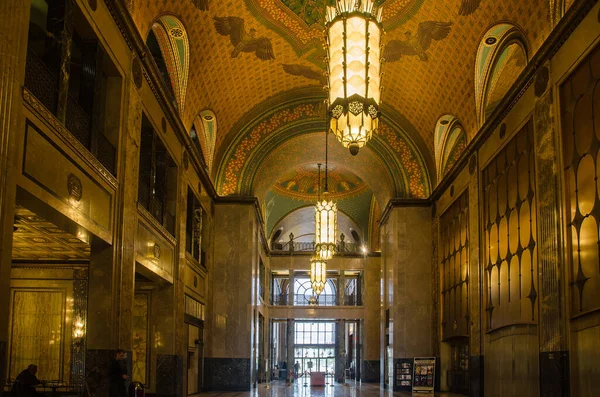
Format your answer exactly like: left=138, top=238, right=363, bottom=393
left=560, top=43, right=600, bottom=315
left=440, top=191, right=469, bottom=340
left=25, top=48, right=59, bottom=114
left=482, top=121, right=538, bottom=330
left=66, top=97, right=92, bottom=147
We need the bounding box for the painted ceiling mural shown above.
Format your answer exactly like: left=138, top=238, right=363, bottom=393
left=214, top=89, right=431, bottom=202
left=244, top=0, right=426, bottom=65
left=127, top=0, right=553, bottom=202
left=272, top=164, right=369, bottom=201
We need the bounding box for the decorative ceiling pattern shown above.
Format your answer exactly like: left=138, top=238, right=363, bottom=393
left=150, top=15, right=190, bottom=113
left=272, top=164, right=369, bottom=201
left=12, top=207, right=90, bottom=262
left=244, top=0, right=425, bottom=64
left=214, top=88, right=431, bottom=201
left=127, top=0, right=553, bottom=199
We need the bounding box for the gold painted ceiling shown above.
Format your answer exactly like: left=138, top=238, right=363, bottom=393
left=127, top=0, right=553, bottom=195
left=12, top=207, right=90, bottom=262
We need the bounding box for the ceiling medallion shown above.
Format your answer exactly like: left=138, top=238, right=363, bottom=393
left=326, top=0, right=383, bottom=155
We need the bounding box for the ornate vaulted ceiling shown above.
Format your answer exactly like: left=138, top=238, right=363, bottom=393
left=127, top=0, right=554, bottom=204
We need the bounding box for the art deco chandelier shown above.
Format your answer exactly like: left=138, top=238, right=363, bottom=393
left=325, top=0, right=383, bottom=155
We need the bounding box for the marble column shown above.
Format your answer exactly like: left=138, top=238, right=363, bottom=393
left=532, top=65, right=569, bottom=397
left=86, top=242, right=122, bottom=397
left=0, top=1, right=29, bottom=394
left=362, top=261, right=380, bottom=382
left=205, top=203, right=257, bottom=390
left=286, top=319, right=294, bottom=383
left=335, top=320, right=346, bottom=383
left=381, top=206, right=433, bottom=391
left=152, top=284, right=181, bottom=397
left=468, top=154, right=484, bottom=397
left=288, top=267, right=295, bottom=306
left=337, top=271, right=346, bottom=306
left=86, top=63, right=142, bottom=396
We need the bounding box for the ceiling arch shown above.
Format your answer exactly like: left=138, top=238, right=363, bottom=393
left=215, top=87, right=431, bottom=202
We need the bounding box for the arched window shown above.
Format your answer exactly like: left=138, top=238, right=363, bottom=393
left=294, top=278, right=337, bottom=306
left=434, top=115, right=467, bottom=181
left=146, top=15, right=189, bottom=112
left=475, top=24, right=528, bottom=127
left=191, top=110, right=217, bottom=174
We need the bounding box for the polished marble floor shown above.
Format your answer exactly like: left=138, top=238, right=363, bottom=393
left=196, top=380, right=466, bottom=397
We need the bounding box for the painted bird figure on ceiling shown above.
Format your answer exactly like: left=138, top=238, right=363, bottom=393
left=214, top=16, right=275, bottom=60
left=384, top=21, right=452, bottom=62
left=459, top=0, right=482, bottom=16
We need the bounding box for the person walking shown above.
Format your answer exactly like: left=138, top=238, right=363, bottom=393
left=109, top=349, right=128, bottom=397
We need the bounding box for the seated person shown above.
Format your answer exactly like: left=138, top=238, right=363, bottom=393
left=14, top=364, right=42, bottom=397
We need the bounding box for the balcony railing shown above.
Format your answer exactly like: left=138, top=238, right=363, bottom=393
left=272, top=241, right=362, bottom=254
left=270, top=293, right=361, bottom=307
left=25, top=48, right=59, bottom=114
left=25, top=48, right=117, bottom=177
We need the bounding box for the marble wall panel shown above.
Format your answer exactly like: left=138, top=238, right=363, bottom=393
left=391, top=206, right=433, bottom=359
left=362, top=360, right=380, bottom=383
left=22, top=121, right=113, bottom=232
left=85, top=349, right=113, bottom=397
left=155, top=354, right=183, bottom=397
left=207, top=204, right=255, bottom=359
left=204, top=358, right=251, bottom=391
left=132, top=293, right=149, bottom=384
left=135, top=219, right=174, bottom=283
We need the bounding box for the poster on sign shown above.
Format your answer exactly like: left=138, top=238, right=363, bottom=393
left=412, top=357, right=435, bottom=393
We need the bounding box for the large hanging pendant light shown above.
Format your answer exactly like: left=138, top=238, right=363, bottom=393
left=314, top=130, right=337, bottom=261
left=310, top=255, right=327, bottom=297
left=325, top=0, right=383, bottom=155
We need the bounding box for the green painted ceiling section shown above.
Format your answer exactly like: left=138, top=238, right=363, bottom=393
left=266, top=189, right=374, bottom=239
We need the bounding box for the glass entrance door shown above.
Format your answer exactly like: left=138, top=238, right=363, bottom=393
left=294, top=322, right=335, bottom=376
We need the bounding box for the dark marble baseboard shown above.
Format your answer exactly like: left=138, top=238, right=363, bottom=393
left=361, top=360, right=380, bottom=383
left=0, top=340, right=7, bottom=397
left=86, top=349, right=113, bottom=397
left=204, top=358, right=250, bottom=391
left=540, top=351, right=569, bottom=397
left=156, top=354, right=183, bottom=397
left=86, top=349, right=133, bottom=397
left=469, top=355, right=484, bottom=397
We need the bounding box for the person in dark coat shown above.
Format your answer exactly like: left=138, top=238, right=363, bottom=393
left=14, top=364, right=42, bottom=397
left=109, top=349, right=128, bottom=397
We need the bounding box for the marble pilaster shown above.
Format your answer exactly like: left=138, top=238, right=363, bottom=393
left=205, top=203, right=257, bottom=390
left=381, top=206, right=433, bottom=390
left=286, top=319, right=294, bottom=383
left=338, top=271, right=345, bottom=306
left=335, top=320, right=345, bottom=383
left=114, top=64, right=144, bottom=351
left=288, top=268, right=295, bottom=306
left=468, top=154, right=483, bottom=397
left=532, top=65, right=569, bottom=397
left=0, top=1, right=29, bottom=394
